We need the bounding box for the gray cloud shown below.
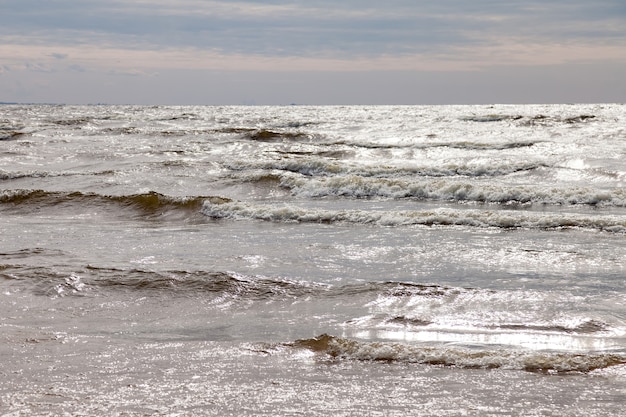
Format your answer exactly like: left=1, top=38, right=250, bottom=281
left=1, top=1, right=625, bottom=104
left=49, top=53, right=69, bottom=60
left=1, top=0, right=624, bottom=57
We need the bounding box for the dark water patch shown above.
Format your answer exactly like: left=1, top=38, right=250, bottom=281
left=92, top=169, right=118, bottom=176
left=0, top=248, right=65, bottom=259
left=460, top=115, right=524, bottom=123
left=0, top=189, right=231, bottom=219
left=1, top=169, right=119, bottom=181
left=340, top=139, right=540, bottom=151
left=461, top=114, right=597, bottom=126
left=421, top=141, right=539, bottom=151
left=245, top=129, right=309, bottom=142
left=108, top=192, right=207, bottom=214
left=380, top=281, right=461, bottom=297
left=0, top=131, right=25, bottom=140
left=249, top=173, right=283, bottom=186
left=336, top=141, right=410, bottom=150
left=519, top=114, right=597, bottom=126
left=274, top=150, right=315, bottom=156
left=273, top=149, right=354, bottom=159
left=495, top=320, right=607, bottom=334
left=159, top=130, right=192, bottom=137
left=79, top=267, right=328, bottom=300
left=99, top=127, right=142, bottom=135
left=50, top=117, right=92, bottom=126
left=209, top=127, right=311, bottom=142
left=288, top=334, right=626, bottom=373
left=214, top=127, right=257, bottom=135
left=316, top=150, right=355, bottom=159
left=386, top=316, right=433, bottom=326
left=279, top=121, right=320, bottom=128
left=161, top=113, right=200, bottom=121
left=87, top=269, right=455, bottom=300
left=155, top=159, right=192, bottom=168
left=564, top=115, right=596, bottom=124
left=439, top=141, right=538, bottom=151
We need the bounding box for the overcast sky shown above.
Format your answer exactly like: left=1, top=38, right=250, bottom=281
left=1, top=0, right=625, bottom=104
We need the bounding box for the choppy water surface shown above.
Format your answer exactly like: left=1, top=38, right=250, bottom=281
left=1, top=104, right=625, bottom=415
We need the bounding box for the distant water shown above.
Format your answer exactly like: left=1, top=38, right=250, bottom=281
left=1, top=104, right=625, bottom=416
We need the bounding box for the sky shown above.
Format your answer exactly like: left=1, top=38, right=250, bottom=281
left=1, top=0, right=625, bottom=105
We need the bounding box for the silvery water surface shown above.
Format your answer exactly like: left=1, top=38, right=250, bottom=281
left=1, top=104, right=625, bottom=416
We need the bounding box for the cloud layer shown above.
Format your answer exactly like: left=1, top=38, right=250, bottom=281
left=1, top=1, right=625, bottom=103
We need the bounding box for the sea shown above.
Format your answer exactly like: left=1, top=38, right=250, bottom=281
left=1, top=103, right=625, bottom=416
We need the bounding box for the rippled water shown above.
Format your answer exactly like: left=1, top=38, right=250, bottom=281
left=1, top=104, right=625, bottom=415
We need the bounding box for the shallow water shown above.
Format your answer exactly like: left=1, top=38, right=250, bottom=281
left=1, top=104, right=625, bottom=415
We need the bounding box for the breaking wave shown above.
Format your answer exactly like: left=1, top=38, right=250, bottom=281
left=3, top=188, right=623, bottom=231
left=201, top=200, right=626, bottom=232
left=1, top=265, right=326, bottom=300
left=227, top=159, right=547, bottom=178
left=0, top=189, right=228, bottom=217
left=2, top=265, right=459, bottom=300
left=272, top=175, right=626, bottom=206
left=288, top=334, right=625, bottom=373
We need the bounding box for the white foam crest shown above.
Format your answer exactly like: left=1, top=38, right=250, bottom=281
left=229, top=158, right=546, bottom=178
left=201, top=200, right=626, bottom=232
left=279, top=175, right=626, bottom=206
left=0, top=169, right=60, bottom=180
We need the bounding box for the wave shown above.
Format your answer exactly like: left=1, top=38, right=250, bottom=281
left=492, top=321, right=607, bottom=334
left=270, top=174, right=626, bottom=206
left=3, top=264, right=457, bottom=300
left=0, top=189, right=228, bottom=217
left=0, top=131, right=25, bottom=140
left=460, top=114, right=597, bottom=125
left=49, top=117, right=94, bottom=126
left=84, top=268, right=326, bottom=299
left=372, top=314, right=608, bottom=334
left=8, top=266, right=620, bottom=341
left=3, top=189, right=623, bottom=231
left=1, top=265, right=323, bottom=299
left=1, top=170, right=53, bottom=180
left=0, top=169, right=115, bottom=180
left=201, top=200, right=626, bottom=232
left=227, top=159, right=547, bottom=178
left=1, top=120, right=27, bottom=141
left=209, top=128, right=312, bottom=142
left=332, top=138, right=542, bottom=151
left=288, top=334, right=625, bottom=373
left=0, top=247, right=66, bottom=259
left=6, top=264, right=623, bottom=367
left=460, top=114, right=524, bottom=123
left=421, top=140, right=539, bottom=151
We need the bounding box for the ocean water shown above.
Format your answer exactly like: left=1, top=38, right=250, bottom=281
left=1, top=104, right=625, bottom=416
